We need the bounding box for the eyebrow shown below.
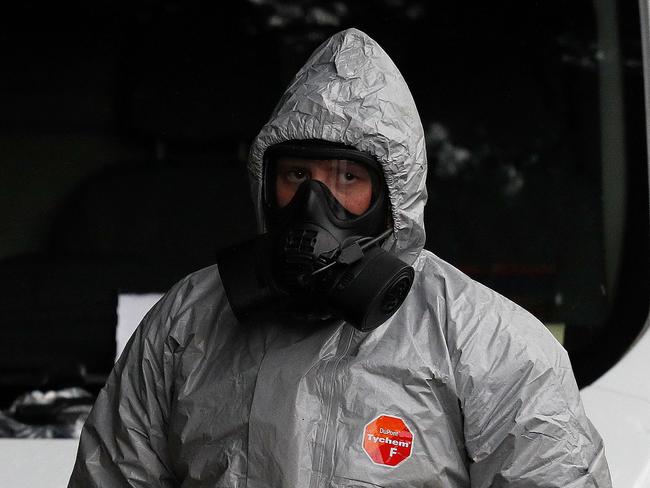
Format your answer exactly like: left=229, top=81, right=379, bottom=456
left=277, top=159, right=310, bottom=167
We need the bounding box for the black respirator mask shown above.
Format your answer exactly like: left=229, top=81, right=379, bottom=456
left=217, top=141, right=414, bottom=332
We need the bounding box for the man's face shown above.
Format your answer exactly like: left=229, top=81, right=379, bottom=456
left=275, top=157, right=373, bottom=215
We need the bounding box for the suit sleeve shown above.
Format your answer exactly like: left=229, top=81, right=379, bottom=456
left=449, top=292, right=612, bottom=487
left=67, top=290, right=181, bottom=488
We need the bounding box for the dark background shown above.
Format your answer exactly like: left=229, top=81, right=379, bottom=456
left=0, top=0, right=648, bottom=406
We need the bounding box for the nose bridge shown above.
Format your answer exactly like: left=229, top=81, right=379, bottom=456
left=310, top=162, right=336, bottom=190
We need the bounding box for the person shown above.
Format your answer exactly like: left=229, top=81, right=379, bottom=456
left=68, top=28, right=612, bottom=487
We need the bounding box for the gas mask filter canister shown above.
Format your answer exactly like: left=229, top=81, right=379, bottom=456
left=217, top=142, right=414, bottom=332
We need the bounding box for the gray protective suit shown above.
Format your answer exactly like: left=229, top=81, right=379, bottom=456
left=69, top=28, right=611, bottom=487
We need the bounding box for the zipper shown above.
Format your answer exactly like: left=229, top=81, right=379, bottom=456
left=311, top=324, right=354, bottom=488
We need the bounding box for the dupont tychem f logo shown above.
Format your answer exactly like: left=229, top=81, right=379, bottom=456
left=362, top=414, right=414, bottom=467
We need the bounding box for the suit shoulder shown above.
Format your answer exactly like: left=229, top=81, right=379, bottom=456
left=413, top=250, right=565, bottom=365
left=137, top=263, right=229, bottom=342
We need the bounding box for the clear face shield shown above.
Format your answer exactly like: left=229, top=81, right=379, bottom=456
left=263, top=141, right=385, bottom=219
left=271, top=158, right=379, bottom=215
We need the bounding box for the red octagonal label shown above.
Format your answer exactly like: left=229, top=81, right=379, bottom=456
left=362, top=414, right=414, bottom=467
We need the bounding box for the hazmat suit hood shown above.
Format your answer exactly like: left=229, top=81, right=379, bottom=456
left=249, top=28, right=427, bottom=265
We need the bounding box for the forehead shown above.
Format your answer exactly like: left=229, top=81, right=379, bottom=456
left=275, top=157, right=362, bottom=169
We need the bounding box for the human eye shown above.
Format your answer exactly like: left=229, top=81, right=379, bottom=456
left=284, top=167, right=309, bottom=184
left=337, top=162, right=367, bottom=185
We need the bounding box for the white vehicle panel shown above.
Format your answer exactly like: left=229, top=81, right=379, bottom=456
left=581, top=320, right=650, bottom=488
